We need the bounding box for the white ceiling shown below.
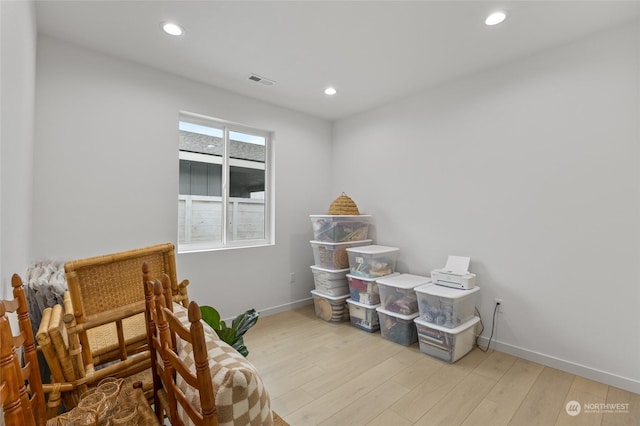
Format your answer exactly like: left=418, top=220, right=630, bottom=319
left=35, top=1, right=640, bottom=121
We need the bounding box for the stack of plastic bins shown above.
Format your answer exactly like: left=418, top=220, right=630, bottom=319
left=413, top=283, right=481, bottom=362
left=309, top=215, right=372, bottom=243
left=414, top=316, right=480, bottom=363
left=311, top=265, right=349, bottom=296
left=415, top=284, right=480, bottom=328
left=346, top=245, right=399, bottom=279
left=346, top=271, right=399, bottom=333
left=346, top=272, right=399, bottom=305
left=308, top=215, right=373, bottom=323
left=375, top=274, right=431, bottom=346
left=310, top=240, right=371, bottom=270
left=346, top=299, right=380, bottom=332
left=344, top=245, right=400, bottom=333
left=310, top=290, right=350, bottom=322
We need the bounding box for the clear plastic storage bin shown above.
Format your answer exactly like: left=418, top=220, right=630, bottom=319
left=376, top=274, right=431, bottom=315
left=346, top=245, right=399, bottom=278
left=347, top=272, right=399, bottom=305
left=311, top=240, right=372, bottom=270
left=311, top=290, right=350, bottom=322
left=415, top=284, right=480, bottom=329
left=415, top=316, right=479, bottom=363
left=376, top=307, right=419, bottom=346
left=346, top=299, right=380, bottom=332
left=310, top=266, right=349, bottom=296
left=309, top=215, right=372, bottom=242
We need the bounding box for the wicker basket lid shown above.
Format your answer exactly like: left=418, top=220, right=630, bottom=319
left=328, top=193, right=360, bottom=215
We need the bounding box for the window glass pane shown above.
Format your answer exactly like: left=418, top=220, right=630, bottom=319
left=230, top=131, right=266, bottom=162
left=179, top=160, right=192, bottom=195
left=227, top=165, right=266, bottom=242
left=229, top=166, right=264, bottom=198
left=179, top=120, right=225, bottom=249
left=179, top=121, right=224, bottom=156
left=227, top=131, right=266, bottom=243
left=179, top=160, right=221, bottom=196
left=178, top=194, right=223, bottom=248
left=180, top=121, right=223, bottom=138
left=227, top=198, right=265, bottom=241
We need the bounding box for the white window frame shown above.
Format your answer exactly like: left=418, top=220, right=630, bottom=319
left=178, top=111, right=274, bottom=253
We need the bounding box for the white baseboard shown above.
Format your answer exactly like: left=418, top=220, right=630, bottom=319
left=258, top=297, right=313, bottom=317
left=477, top=336, right=640, bottom=395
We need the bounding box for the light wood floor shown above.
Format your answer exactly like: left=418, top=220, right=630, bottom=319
left=244, top=305, right=639, bottom=426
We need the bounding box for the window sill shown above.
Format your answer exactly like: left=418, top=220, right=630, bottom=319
left=178, top=241, right=274, bottom=254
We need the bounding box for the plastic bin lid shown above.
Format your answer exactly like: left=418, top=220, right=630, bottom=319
left=310, top=265, right=349, bottom=273
left=375, top=307, right=420, bottom=321
left=414, top=316, right=480, bottom=334
left=414, top=284, right=480, bottom=298
left=376, top=273, right=431, bottom=289
left=345, top=244, right=399, bottom=255
left=346, top=272, right=400, bottom=282
left=346, top=298, right=380, bottom=309
left=309, top=214, right=372, bottom=219
left=310, top=239, right=372, bottom=247
left=310, top=289, right=350, bottom=301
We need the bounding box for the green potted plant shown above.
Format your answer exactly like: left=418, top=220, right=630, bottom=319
left=199, top=306, right=259, bottom=357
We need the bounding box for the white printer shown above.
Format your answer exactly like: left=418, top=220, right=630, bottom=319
left=431, top=255, right=476, bottom=290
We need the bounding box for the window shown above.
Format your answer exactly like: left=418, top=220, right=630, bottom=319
left=178, top=113, right=273, bottom=252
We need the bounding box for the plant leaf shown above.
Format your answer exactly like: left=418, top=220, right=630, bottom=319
left=233, top=339, right=249, bottom=357
left=220, top=329, right=236, bottom=344
left=201, top=307, right=258, bottom=357
left=200, top=306, right=221, bottom=330
left=233, top=309, right=259, bottom=338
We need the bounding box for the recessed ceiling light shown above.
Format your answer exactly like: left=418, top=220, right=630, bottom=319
left=161, top=22, right=184, bottom=36
left=324, top=87, right=337, bottom=96
left=485, top=11, right=508, bottom=26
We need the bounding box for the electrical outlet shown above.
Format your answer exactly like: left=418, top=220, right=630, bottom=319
left=495, top=298, right=504, bottom=313
left=289, top=272, right=296, bottom=284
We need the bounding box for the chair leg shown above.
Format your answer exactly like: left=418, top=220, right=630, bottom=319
left=45, top=385, right=63, bottom=419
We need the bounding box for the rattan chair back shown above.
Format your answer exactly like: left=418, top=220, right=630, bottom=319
left=65, top=243, right=178, bottom=319
left=64, top=243, right=184, bottom=370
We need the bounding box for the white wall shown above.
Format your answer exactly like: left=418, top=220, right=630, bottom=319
left=34, top=36, right=331, bottom=317
left=0, top=0, right=37, bottom=297
left=333, top=23, right=640, bottom=392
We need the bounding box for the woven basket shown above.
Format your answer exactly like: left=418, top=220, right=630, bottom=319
left=327, top=193, right=360, bottom=215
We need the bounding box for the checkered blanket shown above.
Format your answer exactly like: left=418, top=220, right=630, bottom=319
left=172, top=305, right=273, bottom=426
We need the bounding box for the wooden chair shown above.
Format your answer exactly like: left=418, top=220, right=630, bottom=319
left=1, top=274, right=67, bottom=425
left=63, top=243, right=189, bottom=382
left=32, top=245, right=190, bottom=409
left=143, top=268, right=171, bottom=421
left=35, top=291, right=86, bottom=410
left=145, top=277, right=217, bottom=426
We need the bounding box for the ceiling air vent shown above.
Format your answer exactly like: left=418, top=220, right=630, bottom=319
left=248, top=73, right=275, bottom=86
